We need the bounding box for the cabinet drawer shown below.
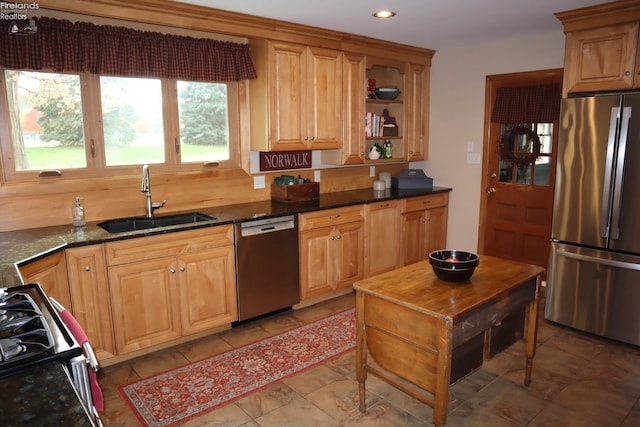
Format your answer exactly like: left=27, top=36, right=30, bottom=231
left=363, top=293, right=440, bottom=351
left=299, top=205, right=364, bottom=231
left=402, top=193, right=448, bottom=213
left=105, top=225, right=233, bottom=266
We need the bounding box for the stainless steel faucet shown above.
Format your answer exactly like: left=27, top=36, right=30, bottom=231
left=141, top=164, right=166, bottom=218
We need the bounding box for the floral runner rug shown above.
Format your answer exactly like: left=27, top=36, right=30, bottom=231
left=119, top=308, right=356, bottom=426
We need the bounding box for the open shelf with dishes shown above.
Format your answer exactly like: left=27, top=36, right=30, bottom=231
left=365, top=63, right=406, bottom=162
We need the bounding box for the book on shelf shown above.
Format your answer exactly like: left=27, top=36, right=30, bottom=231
left=365, top=112, right=386, bottom=137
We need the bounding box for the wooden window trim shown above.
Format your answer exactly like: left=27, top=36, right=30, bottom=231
left=0, top=68, right=245, bottom=185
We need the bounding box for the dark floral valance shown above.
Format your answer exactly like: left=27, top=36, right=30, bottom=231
left=491, top=83, right=561, bottom=124
left=0, top=17, right=257, bottom=82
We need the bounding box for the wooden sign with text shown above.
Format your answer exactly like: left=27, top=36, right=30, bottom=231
left=259, top=150, right=312, bottom=171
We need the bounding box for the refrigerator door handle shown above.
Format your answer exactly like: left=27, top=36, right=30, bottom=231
left=601, top=107, right=620, bottom=239
left=557, top=249, right=640, bottom=271
left=610, top=106, right=631, bottom=240
left=600, top=107, right=620, bottom=239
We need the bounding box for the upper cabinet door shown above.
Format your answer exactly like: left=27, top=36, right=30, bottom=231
left=564, top=22, right=640, bottom=93
left=250, top=40, right=342, bottom=151
left=306, top=46, right=343, bottom=149
left=269, top=42, right=308, bottom=150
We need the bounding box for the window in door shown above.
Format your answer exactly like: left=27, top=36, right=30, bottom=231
left=498, top=122, right=553, bottom=186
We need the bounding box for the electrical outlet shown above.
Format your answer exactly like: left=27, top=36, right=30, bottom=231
left=314, top=170, right=321, bottom=182
left=467, top=141, right=475, bottom=153
left=253, top=175, right=265, bottom=189
left=370, top=166, right=376, bottom=177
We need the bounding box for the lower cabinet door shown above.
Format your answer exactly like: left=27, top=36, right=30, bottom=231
left=334, top=221, right=365, bottom=289
left=66, top=245, right=115, bottom=360
left=177, top=246, right=238, bottom=335
left=299, top=226, right=335, bottom=300
left=108, top=257, right=181, bottom=354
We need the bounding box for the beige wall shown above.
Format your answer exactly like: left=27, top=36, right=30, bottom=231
left=427, top=30, right=566, bottom=252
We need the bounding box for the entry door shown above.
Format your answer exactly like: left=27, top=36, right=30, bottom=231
left=479, top=70, right=562, bottom=277
left=481, top=121, right=557, bottom=275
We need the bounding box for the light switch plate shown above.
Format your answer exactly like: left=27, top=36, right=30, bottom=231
left=253, top=175, right=266, bottom=189
left=467, top=141, right=475, bottom=153
left=466, top=153, right=481, bottom=164
left=314, top=170, right=321, bottom=182
left=370, top=166, right=376, bottom=177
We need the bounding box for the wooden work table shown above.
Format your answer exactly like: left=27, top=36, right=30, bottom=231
left=353, top=255, right=544, bottom=427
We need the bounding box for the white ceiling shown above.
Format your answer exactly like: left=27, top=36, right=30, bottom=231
left=173, top=0, right=609, bottom=50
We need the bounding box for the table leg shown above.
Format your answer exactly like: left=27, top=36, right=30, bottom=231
left=355, top=291, right=368, bottom=412
left=433, top=319, right=453, bottom=427
left=524, top=276, right=541, bottom=386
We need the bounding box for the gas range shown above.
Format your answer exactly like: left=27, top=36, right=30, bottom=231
left=0, top=283, right=82, bottom=379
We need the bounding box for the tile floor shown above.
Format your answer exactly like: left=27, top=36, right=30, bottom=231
left=97, top=293, right=640, bottom=426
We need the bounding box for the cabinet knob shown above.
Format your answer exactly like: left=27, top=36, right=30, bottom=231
left=336, top=234, right=341, bottom=239
left=84, top=266, right=91, bottom=272
left=170, top=268, right=176, bottom=274
left=180, top=266, right=185, bottom=272
left=625, top=70, right=631, bottom=76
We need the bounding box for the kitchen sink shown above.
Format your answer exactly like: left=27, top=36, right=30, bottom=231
left=98, top=212, right=217, bottom=233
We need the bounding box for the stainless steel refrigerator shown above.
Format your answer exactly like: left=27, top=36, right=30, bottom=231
left=545, top=93, right=640, bottom=346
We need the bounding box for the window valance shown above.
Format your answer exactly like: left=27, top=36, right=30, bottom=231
left=0, top=17, right=257, bottom=82
left=491, top=83, right=561, bottom=124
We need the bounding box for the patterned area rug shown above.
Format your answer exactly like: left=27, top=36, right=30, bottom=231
left=119, top=308, right=356, bottom=426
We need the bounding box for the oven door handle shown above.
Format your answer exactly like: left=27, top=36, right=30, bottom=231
left=82, top=342, right=100, bottom=372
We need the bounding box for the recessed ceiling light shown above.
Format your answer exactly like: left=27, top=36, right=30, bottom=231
left=372, top=10, right=396, bottom=19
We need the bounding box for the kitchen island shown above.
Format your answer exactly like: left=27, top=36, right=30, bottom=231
left=353, top=255, right=544, bottom=427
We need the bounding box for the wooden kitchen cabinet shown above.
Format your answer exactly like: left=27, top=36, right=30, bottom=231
left=249, top=39, right=342, bottom=151
left=107, top=256, right=181, bottom=354
left=105, top=226, right=237, bottom=354
left=323, top=55, right=432, bottom=165
left=298, top=205, right=364, bottom=304
left=557, top=2, right=640, bottom=94
left=406, top=63, right=429, bottom=161
left=364, top=62, right=407, bottom=162
left=66, top=244, right=115, bottom=361
left=563, top=22, right=639, bottom=93
left=364, top=200, right=401, bottom=277
left=19, top=250, right=72, bottom=310
left=177, top=245, right=237, bottom=335
left=401, top=193, right=449, bottom=266
left=322, top=52, right=367, bottom=165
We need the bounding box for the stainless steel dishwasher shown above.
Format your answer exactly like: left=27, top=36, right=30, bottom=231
left=235, top=215, right=300, bottom=321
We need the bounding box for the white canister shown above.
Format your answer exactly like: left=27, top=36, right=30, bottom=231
left=379, top=172, right=391, bottom=189
left=373, top=180, right=385, bottom=191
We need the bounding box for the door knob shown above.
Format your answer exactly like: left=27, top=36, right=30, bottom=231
left=486, top=187, right=496, bottom=194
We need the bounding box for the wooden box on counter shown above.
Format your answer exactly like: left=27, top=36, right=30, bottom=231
left=271, top=182, right=320, bottom=202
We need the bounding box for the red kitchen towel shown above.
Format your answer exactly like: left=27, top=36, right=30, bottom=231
left=59, top=310, right=104, bottom=412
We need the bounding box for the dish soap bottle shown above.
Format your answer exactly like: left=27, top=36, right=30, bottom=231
left=73, top=197, right=86, bottom=227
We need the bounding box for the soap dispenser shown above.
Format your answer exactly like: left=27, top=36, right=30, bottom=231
left=73, top=197, right=86, bottom=227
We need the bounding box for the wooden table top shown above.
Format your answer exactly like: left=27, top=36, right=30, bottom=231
left=353, top=255, right=544, bottom=321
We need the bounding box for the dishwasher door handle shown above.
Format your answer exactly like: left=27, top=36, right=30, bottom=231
left=239, top=215, right=296, bottom=237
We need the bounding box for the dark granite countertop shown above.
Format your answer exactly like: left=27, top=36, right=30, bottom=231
left=0, top=186, right=449, bottom=426
left=1, top=362, right=95, bottom=426
left=0, top=186, right=451, bottom=288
